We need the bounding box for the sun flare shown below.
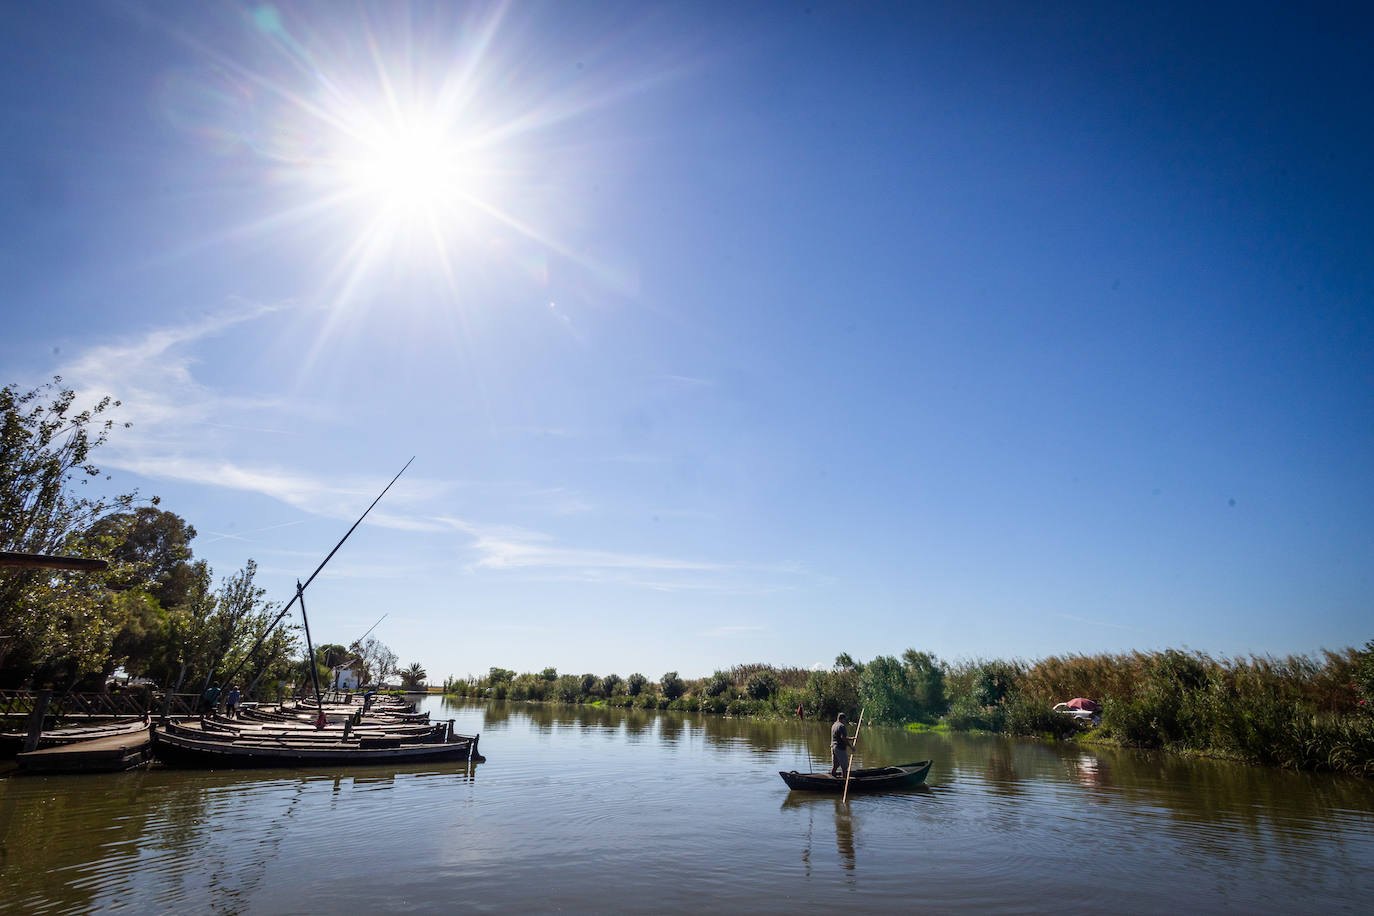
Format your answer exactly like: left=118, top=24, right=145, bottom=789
left=338, top=117, right=485, bottom=215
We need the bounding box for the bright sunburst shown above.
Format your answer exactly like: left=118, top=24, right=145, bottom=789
left=152, top=1, right=658, bottom=332
left=331, top=104, right=498, bottom=231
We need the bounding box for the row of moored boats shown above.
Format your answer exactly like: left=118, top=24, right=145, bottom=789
left=7, top=696, right=481, bottom=771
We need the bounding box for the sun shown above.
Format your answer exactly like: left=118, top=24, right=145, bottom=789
left=336, top=114, right=486, bottom=217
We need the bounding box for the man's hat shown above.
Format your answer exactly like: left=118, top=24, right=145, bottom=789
left=838, top=713, right=847, bottom=721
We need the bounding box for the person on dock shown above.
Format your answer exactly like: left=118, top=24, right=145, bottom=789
left=225, top=686, right=241, bottom=719
left=200, top=684, right=220, bottom=720
left=830, top=712, right=854, bottom=778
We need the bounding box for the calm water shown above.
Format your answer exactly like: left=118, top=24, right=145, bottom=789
left=2, top=697, right=1372, bottom=913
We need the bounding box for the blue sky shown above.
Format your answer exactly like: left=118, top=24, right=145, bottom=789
left=2, top=1, right=1370, bottom=681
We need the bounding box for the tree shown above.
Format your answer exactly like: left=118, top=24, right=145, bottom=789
left=579, top=673, right=599, bottom=697
left=627, top=672, right=647, bottom=696
left=315, top=643, right=351, bottom=669
left=198, top=560, right=274, bottom=690
left=859, top=655, right=915, bottom=723
left=746, top=671, right=778, bottom=701
left=661, top=671, right=686, bottom=701
left=540, top=667, right=558, bottom=681
left=601, top=673, right=623, bottom=696
left=705, top=670, right=732, bottom=697
left=488, top=667, right=515, bottom=685
left=834, top=653, right=864, bottom=673
left=400, top=662, right=427, bottom=689
left=0, top=379, right=137, bottom=676
left=555, top=673, right=580, bottom=702
left=356, top=637, right=398, bottom=686
left=902, top=649, right=946, bottom=718
left=108, top=588, right=169, bottom=678
left=88, top=508, right=201, bottom=611
left=1355, top=639, right=1374, bottom=710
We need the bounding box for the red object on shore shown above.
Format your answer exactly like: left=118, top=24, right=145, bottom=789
left=1065, top=698, right=1101, bottom=713
left=315, top=711, right=328, bottom=729
left=797, top=704, right=804, bottom=718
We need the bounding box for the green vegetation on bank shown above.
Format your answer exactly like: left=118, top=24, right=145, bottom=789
left=1, top=379, right=427, bottom=697
left=447, top=645, right=1374, bottom=777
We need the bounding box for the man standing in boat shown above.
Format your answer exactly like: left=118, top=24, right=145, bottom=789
left=830, top=712, right=855, bottom=778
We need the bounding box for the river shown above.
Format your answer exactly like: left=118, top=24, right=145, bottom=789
left=2, top=697, right=1371, bottom=913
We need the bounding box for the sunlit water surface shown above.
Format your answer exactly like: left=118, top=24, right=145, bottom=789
left=2, top=698, right=1372, bottom=913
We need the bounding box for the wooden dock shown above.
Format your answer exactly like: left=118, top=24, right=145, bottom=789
left=16, top=727, right=153, bottom=773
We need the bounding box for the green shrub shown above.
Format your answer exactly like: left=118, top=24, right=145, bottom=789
left=859, top=655, right=916, bottom=724
left=944, top=695, right=1003, bottom=732
left=775, top=686, right=805, bottom=718
left=1002, top=692, right=1075, bottom=738
left=1355, top=640, right=1374, bottom=710
left=746, top=671, right=778, bottom=701
left=804, top=669, right=859, bottom=721
left=661, top=672, right=686, bottom=701
left=704, top=671, right=732, bottom=697
left=970, top=661, right=1020, bottom=707
left=902, top=650, right=946, bottom=719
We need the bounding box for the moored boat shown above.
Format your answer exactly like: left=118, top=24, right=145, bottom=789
left=151, top=721, right=481, bottom=768
left=0, top=718, right=151, bottom=756
left=779, top=760, right=932, bottom=792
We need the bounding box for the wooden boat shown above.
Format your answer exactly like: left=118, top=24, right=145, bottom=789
left=779, top=760, right=932, bottom=792
left=17, top=727, right=152, bottom=773
left=150, top=722, right=481, bottom=768
left=198, top=717, right=439, bottom=739
left=190, top=721, right=447, bottom=745
left=1, top=718, right=150, bottom=756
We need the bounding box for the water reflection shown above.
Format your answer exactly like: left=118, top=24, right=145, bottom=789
left=3, top=698, right=1372, bottom=914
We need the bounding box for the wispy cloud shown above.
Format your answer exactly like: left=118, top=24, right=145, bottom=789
left=199, top=519, right=307, bottom=546
left=430, top=516, right=804, bottom=593
left=523, top=487, right=594, bottom=516
left=48, top=309, right=808, bottom=596
left=61, top=298, right=290, bottom=430
left=661, top=374, right=715, bottom=388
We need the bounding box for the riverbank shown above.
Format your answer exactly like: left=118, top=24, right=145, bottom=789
left=444, top=645, right=1374, bottom=777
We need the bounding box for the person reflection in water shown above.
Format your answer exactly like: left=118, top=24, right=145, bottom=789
left=830, top=712, right=854, bottom=778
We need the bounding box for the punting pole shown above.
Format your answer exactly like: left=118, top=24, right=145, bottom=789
left=842, top=706, right=866, bottom=804
left=216, top=457, right=415, bottom=692
left=351, top=613, right=388, bottom=649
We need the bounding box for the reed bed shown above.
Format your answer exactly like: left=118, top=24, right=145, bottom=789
left=444, top=642, right=1374, bottom=777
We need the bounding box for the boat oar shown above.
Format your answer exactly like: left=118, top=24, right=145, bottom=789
left=841, top=706, right=865, bottom=804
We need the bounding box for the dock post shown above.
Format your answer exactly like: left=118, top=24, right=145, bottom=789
left=447, top=719, right=454, bottom=742
left=22, top=689, right=53, bottom=753
left=343, top=716, right=354, bottom=742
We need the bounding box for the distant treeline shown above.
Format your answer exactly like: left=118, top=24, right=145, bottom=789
left=446, top=645, right=1374, bottom=777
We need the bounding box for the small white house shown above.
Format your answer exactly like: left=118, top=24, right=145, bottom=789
left=333, top=666, right=363, bottom=690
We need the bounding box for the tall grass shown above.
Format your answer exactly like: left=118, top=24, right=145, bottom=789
left=442, top=644, right=1374, bottom=777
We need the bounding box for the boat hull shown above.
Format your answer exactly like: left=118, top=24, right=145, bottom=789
left=779, top=760, right=932, bottom=792
left=151, top=725, right=480, bottom=768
